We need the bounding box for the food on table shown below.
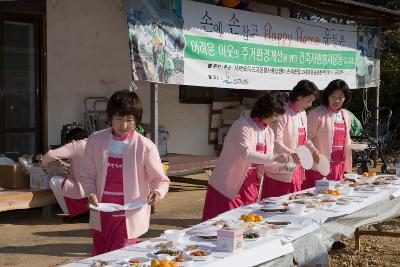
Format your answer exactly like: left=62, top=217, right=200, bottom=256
left=321, top=198, right=336, bottom=202
left=174, top=255, right=188, bottom=262
left=155, top=241, right=174, bottom=249
left=196, top=234, right=217, bottom=240
left=361, top=171, right=377, bottom=177
left=243, top=230, right=260, bottom=239
left=129, top=258, right=141, bottom=264
left=322, top=189, right=341, bottom=196
left=289, top=192, right=316, bottom=200
left=151, top=259, right=178, bottom=267
left=240, top=213, right=263, bottom=222
left=265, top=221, right=291, bottom=226
left=151, top=259, right=160, bottom=267
left=154, top=249, right=181, bottom=256
left=378, top=175, right=397, bottom=181
left=189, top=250, right=208, bottom=256
left=260, top=207, right=288, bottom=212
left=211, top=219, right=229, bottom=229
left=342, top=178, right=357, bottom=187
left=372, top=180, right=391, bottom=185
left=91, top=260, right=109, bottom=267
left=128, top=263, right=149, bottom=267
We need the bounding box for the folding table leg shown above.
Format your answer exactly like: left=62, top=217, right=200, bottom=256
left=355, top=228, right=360, bottom=252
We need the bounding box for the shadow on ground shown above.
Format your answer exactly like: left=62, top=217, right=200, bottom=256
left=34, top=228, right=91, bottom=238
left=0, top=243, right=91, bottom=257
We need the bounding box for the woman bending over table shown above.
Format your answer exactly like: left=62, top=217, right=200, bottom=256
left=202, top=92, right=290, bottom=221
left=262, top=80, right=320, bottom=198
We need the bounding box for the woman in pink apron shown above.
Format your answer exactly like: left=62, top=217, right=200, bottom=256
left=202, top=92, right=290, bottom=221
left=42, top=128, right=89, bottom=221
left=303, top=79, right=353, bottom=189
left=262, top=80, right=320, bottom=198
left=80, top=90, right=170, bottom=255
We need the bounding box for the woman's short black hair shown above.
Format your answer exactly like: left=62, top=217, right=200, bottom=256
left=106, top=90, right=143, bottom=124
left=250, top=91, right=286, bottom=119
left=288, top=80, right=319, bottom=103
left=320, top=79, right=352, bottom=107
left=66, top=127, right=88, bottom=143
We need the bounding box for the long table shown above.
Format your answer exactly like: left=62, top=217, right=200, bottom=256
left=63, top=176, right=400, bottom=267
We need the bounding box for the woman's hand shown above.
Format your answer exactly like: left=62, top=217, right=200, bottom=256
left=88, top=194, right=99, bottom=208
left=291, top=153, right=301, bottom=164
left=312, top=151, right=320, bottom=164
left=274, top=153, right=290, bottom=163
left=147, top=191, right=161, bottom=206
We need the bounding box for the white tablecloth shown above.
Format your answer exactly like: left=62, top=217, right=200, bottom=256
left=63, top=176, right=400, bottom=267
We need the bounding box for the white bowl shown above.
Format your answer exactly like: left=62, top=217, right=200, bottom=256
left=259, top=225, right=284, bottom=235
left=349, top=143, right=368, bottom=151
left=359, top=176, right=376, bottom=184
left=336, top=198, right=352, bottom=205
left=156, top=253, right=174, bottom=260
left=287, top=203, right=306, bottom=215
left=340, top=187, right=354, bottom=195
left=164, top=229, right=185, bottom=243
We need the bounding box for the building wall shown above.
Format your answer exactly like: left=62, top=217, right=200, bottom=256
left=46, top=0, right=215, bottom=155
left=46, top=0, right=287, bottom=155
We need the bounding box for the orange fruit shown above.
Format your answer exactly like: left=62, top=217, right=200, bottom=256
left=170, top=262, right=178, bottom=267
left=159, top=262, right=170, bottom=267
left=151, top=259, right=160, bottom=267
left=362, top=172, right=369, bottom=177
left=369, top=172, right=377, bottom=176
left=240, top=215, right=246, bottom=220
left=254, top=214, right=263, bottom=222
left=245, top=215, right=255, bottom=222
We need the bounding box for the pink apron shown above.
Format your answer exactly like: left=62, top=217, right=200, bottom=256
left=61, top=178, right=88, bottom=217
left=303, top=117, right=346, bottom=189
left=202, top=119, right=267, bottom=221
left=92, top=156, right=137, bottom=256
left=262, top=127, right=306, bottom=198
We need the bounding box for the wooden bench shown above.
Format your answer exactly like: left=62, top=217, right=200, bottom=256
left=0, top=189, right=57, bottom=218
left=162, top=153, right=217, bottom=177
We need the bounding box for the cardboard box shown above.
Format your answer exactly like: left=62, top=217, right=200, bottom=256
left=315, top=179, right=336, bottom=194
left=30, top=167, right=49, bottom=190
left=0, top=165, right=30, bottom=189
left=221, top=109, right=251, bottom=121
left=144, top=129, right=168, bottom=156
left=217, top=229, right=243, bottom=252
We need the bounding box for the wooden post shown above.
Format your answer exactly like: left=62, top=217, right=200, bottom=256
left=151, top=82, right=159, bottom=148
left=355, top=228, right=360, bottom=252
left=150, top=82, right=159, bottom=214
left=373, top=86, right=380, bottom=167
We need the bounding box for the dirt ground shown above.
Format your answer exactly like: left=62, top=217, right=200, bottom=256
left=0, top=173, right=399, bottom=267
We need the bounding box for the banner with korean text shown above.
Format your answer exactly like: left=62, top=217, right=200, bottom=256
left=126, top=0, right=369, bottom=90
